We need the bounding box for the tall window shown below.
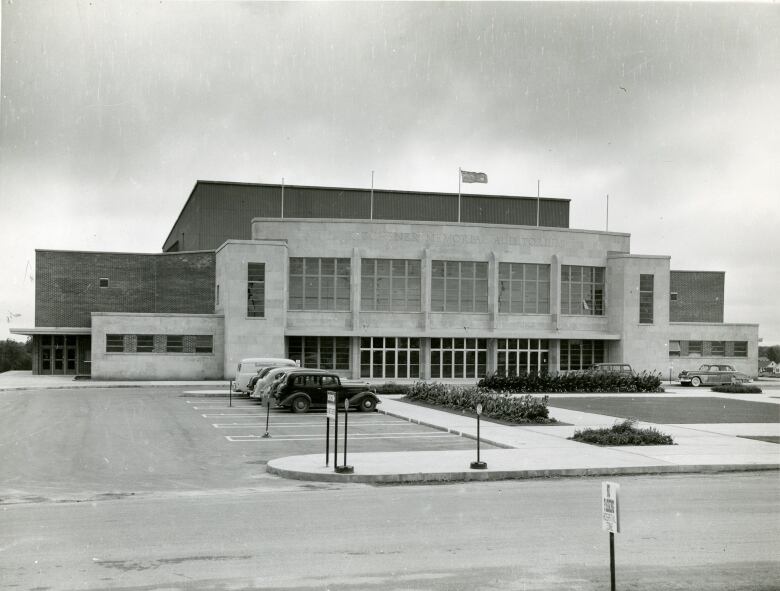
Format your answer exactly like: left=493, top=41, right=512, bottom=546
left=287, top=336, right=350, bottom=370
left=430, top=338, right=487, bottom=378
left=559, top=339, right=605, bottom=371
left=496, top=339, right=549, bottom=375
left=498, top=263, right=551, bottom=314
left=361, top=259, right=421, bottom=312
left=431, top=261, right=488, bottom=312
left=639, top=274, right=654, bottom=324
left=561, top=266, right=604, bottom=315
left=247, top=263, right=265, bottom=317
left=360, top=337, right=420, bottom=379
left=289, top=258, right=351, bottom=311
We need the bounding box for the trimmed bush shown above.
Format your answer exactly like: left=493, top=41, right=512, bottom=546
left=371, top=382, right=414, bottom=395
left=711, top=384, right=763, bottom=394
left=405, top=381, right=555, bottom=424
left=569, top=418, right=674, bottom=446
left=478, top=371, right=663, bottom=394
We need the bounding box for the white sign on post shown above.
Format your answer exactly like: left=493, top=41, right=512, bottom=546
left=602, top=481, right=620, bottom=533
left=326, top=392, right=336, bottom=420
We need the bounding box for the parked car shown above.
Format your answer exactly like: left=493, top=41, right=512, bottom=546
left=251, top=367, right=329, bottom=402
left=678, top=364, right=750, bottom=387
left=586, top=363, right=636, bottom=377
left=234, top=358, right=297, bottom=392
left=269, top=370, right=380, bottom=413
left=248, top=364, right=293, bottom=392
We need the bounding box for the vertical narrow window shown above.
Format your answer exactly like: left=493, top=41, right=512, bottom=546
left=247, top=263, right=265, bottom=317
left=639, top=274, right=654, bottom=324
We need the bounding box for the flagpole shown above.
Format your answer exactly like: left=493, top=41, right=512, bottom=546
left=370, top=170, right=374, bottom=220
left=537, top=179, right=540, bottom=227
left=281, top=177, right=285, bottom=218
left=606, top=194, right=609, bottom=232
left=458, top=167, right=462, bottom=223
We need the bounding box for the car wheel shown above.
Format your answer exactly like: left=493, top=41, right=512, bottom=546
left=291, top=397, right=310, bottom=413
left=358, top=397, right=377, bottom=412
left=691, top=376, right=702, bottom=387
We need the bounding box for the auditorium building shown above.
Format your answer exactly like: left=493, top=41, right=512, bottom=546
left=12, top=180, right=759, bottom=381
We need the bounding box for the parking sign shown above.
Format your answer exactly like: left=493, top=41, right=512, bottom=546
left=602, top=481, right=620, bottom=533
left=326, top=392, right=336, bottom=419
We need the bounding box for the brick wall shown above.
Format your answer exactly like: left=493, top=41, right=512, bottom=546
left=670, top=270, right=724, bottom=323
left=36, top=250, right=216, bottom=327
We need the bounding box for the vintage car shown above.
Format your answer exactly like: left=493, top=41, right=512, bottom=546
left=586, top=363, right=636, bottom=377
left=678, top=364, right=750, bottom=387
left=268, top=370, right=380, bottom=413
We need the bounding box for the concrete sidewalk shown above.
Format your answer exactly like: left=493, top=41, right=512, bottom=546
left=266, top=395, right=780, bottom=483
left=0, top=370, right=231, bottom=391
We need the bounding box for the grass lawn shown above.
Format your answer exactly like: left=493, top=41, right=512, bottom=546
left=547, top=396, right=780, bottom=424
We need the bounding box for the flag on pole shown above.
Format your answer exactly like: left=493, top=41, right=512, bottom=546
left=460, top=170, right=488, bottom=184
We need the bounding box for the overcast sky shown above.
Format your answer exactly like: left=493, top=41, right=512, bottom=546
left=1, top=1, right=778, bottom=345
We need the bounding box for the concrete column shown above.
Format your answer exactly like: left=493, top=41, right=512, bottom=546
left=548, top=339, right=560, bottom=374
left=351, top=335, right=361, bottom=380
left=420, top=337, right=431, bottom=380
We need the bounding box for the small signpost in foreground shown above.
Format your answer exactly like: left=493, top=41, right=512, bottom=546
left=602, top=481, right=621, bottom=591
left=470, top=403, right=487, bottom=470
left=325, top=391, right=336, bottom=467
left=335, top=398, right=353, bottom=474
left=262, top=389, right=272, bottom=438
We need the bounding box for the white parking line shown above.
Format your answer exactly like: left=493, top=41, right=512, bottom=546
left=225, top=433, right=453, bottom=442
left=212, top=422, right=411, bottom=428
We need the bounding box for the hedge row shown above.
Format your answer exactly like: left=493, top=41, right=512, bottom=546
left=405, top=382, right=554, bottom=424
left=711, top=384, right=763, bottom=394
left=478, top=371, right=663, bottom=394
left=569, top=419, right=674, bottom=446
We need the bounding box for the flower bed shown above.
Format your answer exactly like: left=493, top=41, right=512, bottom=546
left=569, top=419, right=674, bottom=446
left=478, top=371, right=663, bottom=393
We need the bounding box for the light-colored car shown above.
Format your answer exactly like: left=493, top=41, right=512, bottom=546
left=678, top=364, right=750, bottom=387
left=586, top=363, right=636, bottom=377
left=235, top=358, right=297, bottom=392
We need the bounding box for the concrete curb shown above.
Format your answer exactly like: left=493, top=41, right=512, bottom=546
left=377, top=407, right=514, bottom=450
left=0, top=382, right=233, bottom=392
left=266, top=459, right=780, bottom=484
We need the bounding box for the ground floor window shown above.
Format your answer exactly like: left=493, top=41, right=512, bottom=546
left=559, top=339, right=605, bottom=371
left=288, top=336, right=350, bottom=370
left=104, top=334, right=213, bottom=354
left=430, top=338, right=487, bottom=378
left=360, top=337, right=420, bottom=379
left=671, top=340, right=748, bottom=358
left=496, top=338, right=549, bottom=375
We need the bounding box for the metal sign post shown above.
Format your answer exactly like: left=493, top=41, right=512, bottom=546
left=229, top=380, right=232, bottom=407
left=470, top=403, right=487, bottom=469
left=333, top=394, right=339, bottom=471
left=262, top=392, right=271, bottom=438
left=335, top=398, right=354, bottom=474
left=325, top=392, right=336, bottom=467
left=602, top=481, right=621, bottom=591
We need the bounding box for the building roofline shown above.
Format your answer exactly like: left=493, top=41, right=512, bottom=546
left=35, top=248, right=215, bottom=257
left=670, top=269, right=726, bottom=275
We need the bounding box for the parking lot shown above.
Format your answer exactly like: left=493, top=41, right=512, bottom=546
left=0, top=386, right=491, bottom=503
left=185, top=393, right=489, bottom=454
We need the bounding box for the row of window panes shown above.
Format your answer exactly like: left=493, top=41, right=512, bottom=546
left=496, top=339, right=550, bottom=376
left=430, top=338, right=488, bottom=378
left=669, top=340, right=747, bottom=357
left=559, top=339, right=606, bottom=371
left=39, top=335, right=78, bottom=371
left=561, top=265, right=605, bottom=315
left=105, top=334, right=213, bottom=354
left=360, top=336, right=421, bottom=379
left=280, top=259, right=599, bottom=315
left=287, top=336, right=350, bottom=370
left=247, top=263, right=265, bottom=317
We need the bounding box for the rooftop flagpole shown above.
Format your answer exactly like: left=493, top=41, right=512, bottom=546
left=606, top=194, right=609, bottom=232
left=537, top=179, right=541, bottom=226
left=370, top=170, right=374, bottom=220
left=458, top=167, right=462, bottom=223
left=281, top=177, right=285, bottom=218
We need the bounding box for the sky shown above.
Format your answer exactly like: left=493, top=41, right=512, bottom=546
left=1, top=1, right=778, bottom=344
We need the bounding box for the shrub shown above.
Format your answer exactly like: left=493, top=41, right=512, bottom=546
left=405, top=381, right=555, bottom=424
left=478, top=371, right=663, bottom=394
left=569, top=418, right=674, bottom=446
left=710, top=384, right=763, bottom=394
left=371, top=382, right=414, bottom=395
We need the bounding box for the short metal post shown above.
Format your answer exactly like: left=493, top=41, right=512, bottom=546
left=229, top=380, right=232, bottom=407
left=262, top=396, right=271, bottom=438
left=470, top=403, right=487, bottom=469
left=336, top=398, right=353, bottom=474
left=333, top=403, right=339, bottom=471
left=325, top=417, right=330, bottom=467
left=610, top=531, right=616, bottom=591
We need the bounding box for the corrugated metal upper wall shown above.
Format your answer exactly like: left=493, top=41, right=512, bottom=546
left=163, top=181, right=571, bottom=252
